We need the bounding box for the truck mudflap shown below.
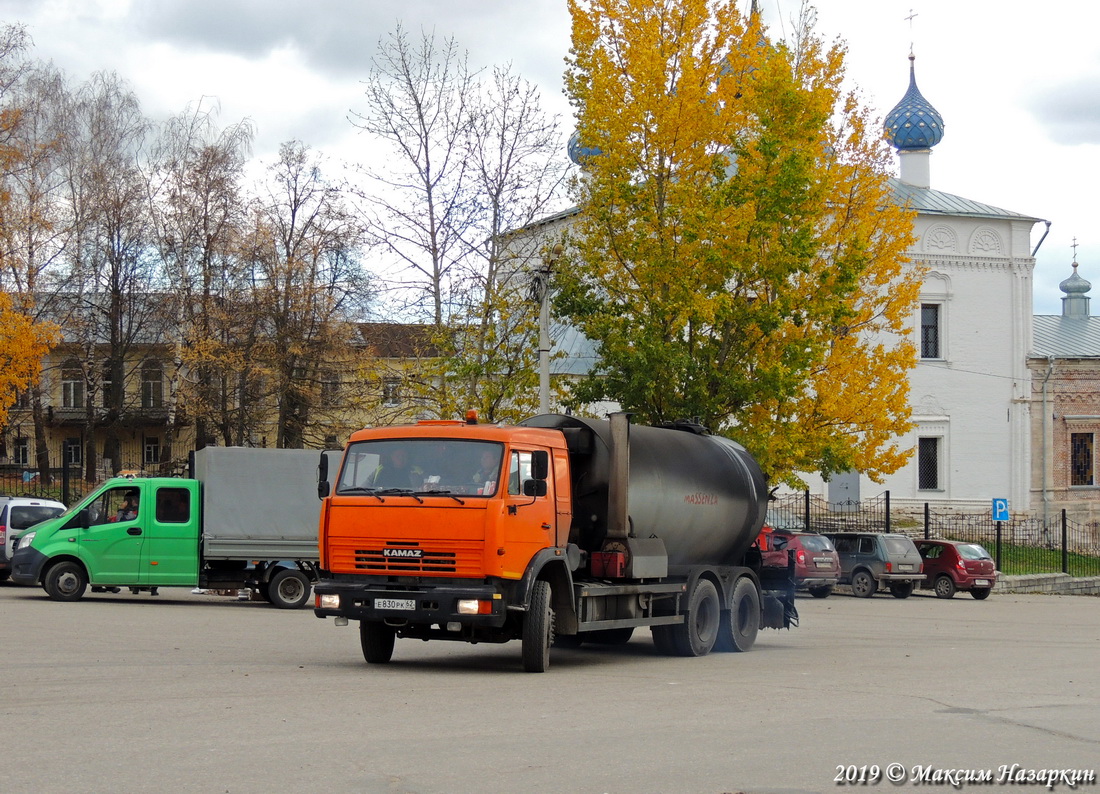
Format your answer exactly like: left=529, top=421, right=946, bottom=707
left=761, top=590, right=799, bottom=629
left=314, top=579, right=510, bottom=630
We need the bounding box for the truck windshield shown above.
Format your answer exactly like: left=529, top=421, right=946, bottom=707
left=335, top=439, right=504, bottom=497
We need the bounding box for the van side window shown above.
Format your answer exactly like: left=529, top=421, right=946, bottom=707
left=156, top=488, right=191, bottom=523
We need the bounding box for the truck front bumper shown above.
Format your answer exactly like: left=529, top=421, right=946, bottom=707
left=10, top=546, right=47, bottom=586
left=313, top=579, right=510, bottom=629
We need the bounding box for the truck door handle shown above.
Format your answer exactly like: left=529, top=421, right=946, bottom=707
left=541, top=523, right=552, bottom=529
left=127, top=528, right=143, bottom=536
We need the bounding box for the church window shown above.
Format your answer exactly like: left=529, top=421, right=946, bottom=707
left=1071, top=433, right=1094, bottom=487
left=918, top=437, right=940, bottom=490
left=920, top=304, right=941, bottom=359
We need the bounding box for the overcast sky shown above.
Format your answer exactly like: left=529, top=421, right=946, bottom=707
left=2, top=0, right=1097, bottom=314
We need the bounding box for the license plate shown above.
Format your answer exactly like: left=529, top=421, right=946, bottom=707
left=974, top=579, right=991, bottom=587
left=898, top=564, right=914, bottom=572
left=814, top=558, right=833, bottom=567
left=375, top=598, right=415, bottom=611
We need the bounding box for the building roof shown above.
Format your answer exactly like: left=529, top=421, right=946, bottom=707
left=888, top=178, right=1041, bottom=222
left=356, top=323, right=439, bottom=358
left=1032, top=315, right=1100, bottom=358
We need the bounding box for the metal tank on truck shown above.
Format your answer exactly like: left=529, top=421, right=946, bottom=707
left=313, top=411, right=796, bottom=672
left=518, top=414, right=768, bottom=568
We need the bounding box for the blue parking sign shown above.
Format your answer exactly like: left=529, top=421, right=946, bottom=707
left=992, top=498, right=1009, bottom=522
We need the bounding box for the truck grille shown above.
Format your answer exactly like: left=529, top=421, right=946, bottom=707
left=334, top=540, right=484, bottom=576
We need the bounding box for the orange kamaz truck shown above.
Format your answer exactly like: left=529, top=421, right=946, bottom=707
left=314, top=412, right=796, bottom=671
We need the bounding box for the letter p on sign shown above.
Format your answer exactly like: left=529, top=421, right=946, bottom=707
left=992, top=498, right=1009, bottom=522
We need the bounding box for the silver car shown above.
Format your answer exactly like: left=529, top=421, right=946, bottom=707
left=0, top=497, right=67, bottom=582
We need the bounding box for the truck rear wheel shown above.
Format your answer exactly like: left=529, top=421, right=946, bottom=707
left=522, top=579, right=554, bottom=672
left=671, top=578, right=720, bottom=657
left=360, top=621, right=396, bottom=663
left=716, top=576, right=759, bottom=652
left=267, top=568, right=311, bottom=609
left=44, top=561, right=88, bottom=602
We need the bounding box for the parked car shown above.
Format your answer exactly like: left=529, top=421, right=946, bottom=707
left=0, top=497, right=67, bottom=581
left=758, top=528, right=841, bottom=598
left=823, top=532, right=925, bottom=598
left=913, top=539, right=997, bottom=600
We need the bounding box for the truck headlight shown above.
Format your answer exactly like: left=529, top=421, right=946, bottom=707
left=457, top=599, right=493, bottom=615
left=18, top=531, right=35, bottom=548
left=319, top=593, right=340, bottom=609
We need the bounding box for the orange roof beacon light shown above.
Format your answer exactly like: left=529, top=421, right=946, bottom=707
left=465, top=409, right=479, bottom=425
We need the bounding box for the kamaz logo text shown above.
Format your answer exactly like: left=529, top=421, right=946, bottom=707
left=383, top=548, right=423, bottom=558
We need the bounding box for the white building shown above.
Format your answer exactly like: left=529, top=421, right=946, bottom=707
left=822, top=55, right=1043, bottom=512
left=543, top=54, right=1048, bottom=515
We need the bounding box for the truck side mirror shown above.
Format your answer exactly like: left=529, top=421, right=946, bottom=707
left=530, top=450, right=549, bottom=481
left=317, top=451, right=331, bottom=499
left=78, top=508, right=90, bottom=529
left=523, top=479, right=548, bottom=497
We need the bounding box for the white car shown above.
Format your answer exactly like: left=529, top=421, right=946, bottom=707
left=0, top=497, right=67, bottom=581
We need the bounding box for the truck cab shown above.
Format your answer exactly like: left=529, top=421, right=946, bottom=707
left=12, top=478, right=201, bottom=599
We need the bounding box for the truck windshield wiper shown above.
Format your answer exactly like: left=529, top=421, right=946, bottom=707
left=373, top=488, right=424, bottom=503
left=411, top=490, right=466, bottom=505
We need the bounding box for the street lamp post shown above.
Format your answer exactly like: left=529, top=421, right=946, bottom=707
left=534, top=243, right=563, bottom=414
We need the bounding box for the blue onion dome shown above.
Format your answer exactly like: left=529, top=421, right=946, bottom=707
left=1060, top=262, right=1092, bottom=295
left=567, top=129, right=603, bottom=166
left=884, top=54, right=945, bottom=150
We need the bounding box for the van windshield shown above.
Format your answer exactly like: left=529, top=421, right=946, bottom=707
left=335, top=439, right=504, bottom=497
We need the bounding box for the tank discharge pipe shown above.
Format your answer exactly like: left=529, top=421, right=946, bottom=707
left=607, top=412, right=631, bottom=541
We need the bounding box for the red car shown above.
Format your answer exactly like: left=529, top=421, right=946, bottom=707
left=757, top=528, right=841, bottom=598
left=913, top=539, right=997, bottom=600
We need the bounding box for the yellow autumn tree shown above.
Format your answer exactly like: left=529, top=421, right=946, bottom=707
left=0, top=290, right=57, bottom=430
left=0, top=28, right=60, bottom=433
left=558, top=0, right=921, bottom=486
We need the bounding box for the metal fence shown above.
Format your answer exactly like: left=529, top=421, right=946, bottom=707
left=0, top=460, right=181, bottom=507
left=768, top=491, right=1100, bottom=578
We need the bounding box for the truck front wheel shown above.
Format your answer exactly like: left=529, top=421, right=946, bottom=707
left=267, top=568, right=311, bottom=609
left=672, top=578, right=720, bottom=657
left=44, top=561, right=88, bottom=602
left=522, top=579, right=554, bottom=672
left=716, top=576, right=759, bottom=653
left=360, top=621, right=396, bottom=663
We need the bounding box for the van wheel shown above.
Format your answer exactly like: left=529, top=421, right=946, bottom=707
left=934, top=575, right=956, bottom=599
left=44, top=561, right=88, bottom=602
left=673, top=578, right=721, bottom=657
left=522, top=580, right=554, bottom=672
left=970, top=587, right=991, bottom=600
left=267, top=568, right=311, bottom=609
left=808, top=586, right=833, bottom=599
left=716, top=576, right=760, bottom=652
left=360, top=621, right=396, bottom=663
left=851, top=570, right=877, bottom=598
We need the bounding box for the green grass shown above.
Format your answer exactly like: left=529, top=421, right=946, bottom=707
left=947, top=540, right=1100, bottom=577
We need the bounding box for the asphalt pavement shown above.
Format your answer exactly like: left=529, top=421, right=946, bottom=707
left=2, top=581, right=1097, bottom=794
